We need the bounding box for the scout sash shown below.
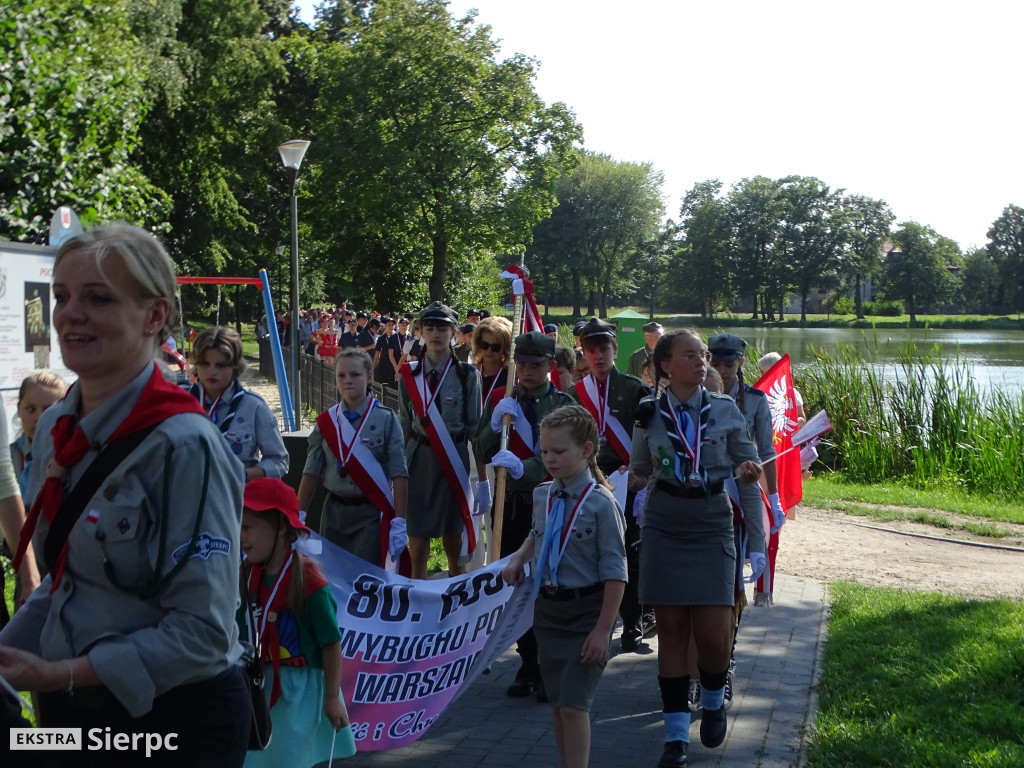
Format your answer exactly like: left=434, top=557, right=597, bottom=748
left=317, top=401, right=404, bottom=570
left=400, top=360, right=476, bottom=557
left=574, top=375, right=631, bottom=466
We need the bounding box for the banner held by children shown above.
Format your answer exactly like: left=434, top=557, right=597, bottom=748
left=314, top=538, right=534, bottom=751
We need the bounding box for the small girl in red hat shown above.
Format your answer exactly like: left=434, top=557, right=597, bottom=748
left=241, top=477, right=356, bottom=766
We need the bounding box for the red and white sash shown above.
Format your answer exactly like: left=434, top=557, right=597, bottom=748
left=400, top=360, right=476, bottom=556
left=317, top=401, right=400, bottom=567
left=575, top=375, right=631, bottom=466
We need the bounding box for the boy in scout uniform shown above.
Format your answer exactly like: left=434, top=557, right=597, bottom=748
left=570, top=318, right=649, bottom=651
left=477, top=331, right=573, bottom=701
left=398, top=302, right=482, bottom=579
left=627, top=321, right=663, bottom=379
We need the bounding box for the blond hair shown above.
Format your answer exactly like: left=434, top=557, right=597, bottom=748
left=540, top=404, right=611, bottom=490
left=472, top=316, right=513, bottom=366
left=56, top=224, right=178, bottom=345
left=18, top=371, right=67, bottom=404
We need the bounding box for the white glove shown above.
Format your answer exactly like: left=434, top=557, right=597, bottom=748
left=491, top=449, right=524, bottom=479
left=632, top=487, right=647, bottom=528
left=769, top=493, right=786, bottom=534
left=490, top=397, right=524, bottom=433
left=511, top=277, right=525, bottom=296
left=473, top=480, right=491, bottom=517
left=389, top=517, right=408, bottom=560
left=747, top=551, right=766, bottom=583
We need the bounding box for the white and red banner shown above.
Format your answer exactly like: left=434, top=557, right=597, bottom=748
left=314, top=539, right=535, bottom=751
left=499, top=264, right=543, bottom=334
left=753, top=354, right=803, bottom=511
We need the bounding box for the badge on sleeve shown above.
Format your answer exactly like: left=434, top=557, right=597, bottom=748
left=173, top=532, right=232, bottom=562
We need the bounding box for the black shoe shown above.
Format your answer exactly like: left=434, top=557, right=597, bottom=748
left=506, top=664, right=537, bottom=697
left=642, top=609, right=658, bottom=637
left=620, top=632, right=640, bottom=653
left=657, top=740, right=687, bottom=768
left=700, top=706, right=727, bottom=748
left=535, top=677, right=548, bottom=703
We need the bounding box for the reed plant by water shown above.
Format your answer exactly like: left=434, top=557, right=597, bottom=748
left=799, top=341, right=1024, bottom=499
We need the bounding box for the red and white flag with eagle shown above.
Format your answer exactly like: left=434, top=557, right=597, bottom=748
left=753, top=354, right=803, bottom=510
left=500, top=264, right=544, bottom=334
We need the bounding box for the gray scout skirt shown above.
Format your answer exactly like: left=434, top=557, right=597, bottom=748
left=320, top=496, right=381, bottom=567
left=638, top=487, right=736, bottom=606
left=405, top=437, right=470, bottom=538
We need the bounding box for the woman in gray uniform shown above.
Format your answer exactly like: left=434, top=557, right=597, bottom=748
left=0, top=225, right=249, bottom=766
left=629, top=330, right=766, bottom=768
left=190, top=326, right=289, bottom=481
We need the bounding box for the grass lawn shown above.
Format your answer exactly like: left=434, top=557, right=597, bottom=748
left=809, top=583, right=1024, bottom=768
left=803, top=475, right=1024, bottom=527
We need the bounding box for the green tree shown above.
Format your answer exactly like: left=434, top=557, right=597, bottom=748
left=0, top=2, right=167, bottom=241
left=674, top=180, right=733, bottom=317
left=842, top=194, right=894, bottom=318
left=633, top=220, right=677, bottom=319
left=131, top=0, right=288, bottom=311
left=960, top=247, right=1003, bottom=313
left=311, top=0, right=581, bottom=307
left=986, top=204, right=1024, bottom=313
left=882, top=222, right=961, bottom=322
left=728, top=176, right=786, bottom=320
left=776, top=176, right=849, bottom=322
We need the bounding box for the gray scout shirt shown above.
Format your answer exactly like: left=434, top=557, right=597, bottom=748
left=728, top=380, right=776, bottom=464
left=205, top=381, right=289, bottom=478
left=630, top=387, right=766, bottom=557
left=398, top=355, right=481, bottom=444
left=303, top=394, right=408, bottom=497
left=529, top=470, right=627, bottom=589
left=0, top=363, right=246, bottom=717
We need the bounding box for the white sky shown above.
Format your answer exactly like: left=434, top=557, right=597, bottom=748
left=295, top=0, right=1024, bottom=250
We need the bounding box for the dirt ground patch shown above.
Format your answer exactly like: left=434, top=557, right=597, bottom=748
left=778, top=505, right=1024, bottom=601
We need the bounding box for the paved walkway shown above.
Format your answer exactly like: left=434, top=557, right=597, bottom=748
left=337, top=574, right=828, bottom=768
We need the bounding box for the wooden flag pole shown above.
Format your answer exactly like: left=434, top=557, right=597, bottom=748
left=490, top=277, right=526, bottom=562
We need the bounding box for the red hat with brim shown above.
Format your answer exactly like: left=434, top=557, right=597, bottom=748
left=243, top=477, right=310, bottom=536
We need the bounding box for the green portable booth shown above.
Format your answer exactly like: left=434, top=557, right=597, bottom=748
left=610, top=309, right=649, bottom=370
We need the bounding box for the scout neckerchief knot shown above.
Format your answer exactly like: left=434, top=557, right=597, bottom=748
left=14, top=363, right=207, bottom=590
left=660, top=388, right=710, bottom=488
left=190, top=379, right=245, bottom=433
left=534, top=481, right=597, bottom=592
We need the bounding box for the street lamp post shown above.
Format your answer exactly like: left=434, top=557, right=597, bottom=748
left=278, top=139, right=310, bottom=431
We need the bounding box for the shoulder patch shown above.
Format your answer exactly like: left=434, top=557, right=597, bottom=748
left=745, top=385, right=766, bottom=398
left=709, top=392, right=732, bottom=400
left=635, top=396, right=657, bottom=428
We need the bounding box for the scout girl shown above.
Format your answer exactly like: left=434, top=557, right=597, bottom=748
left=501, top=404, right=626, bottom=768
left=297, top=348, right=409, bottom=569
left=241, top=478, right=355, bottom=767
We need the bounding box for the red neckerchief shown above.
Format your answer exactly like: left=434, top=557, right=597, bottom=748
left=247, top=556, right=329, bottom=707
left=14, top=363, right=205, bottom=590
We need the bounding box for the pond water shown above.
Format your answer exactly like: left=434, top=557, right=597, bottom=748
left=669, top=325, right=1024, bottom=398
